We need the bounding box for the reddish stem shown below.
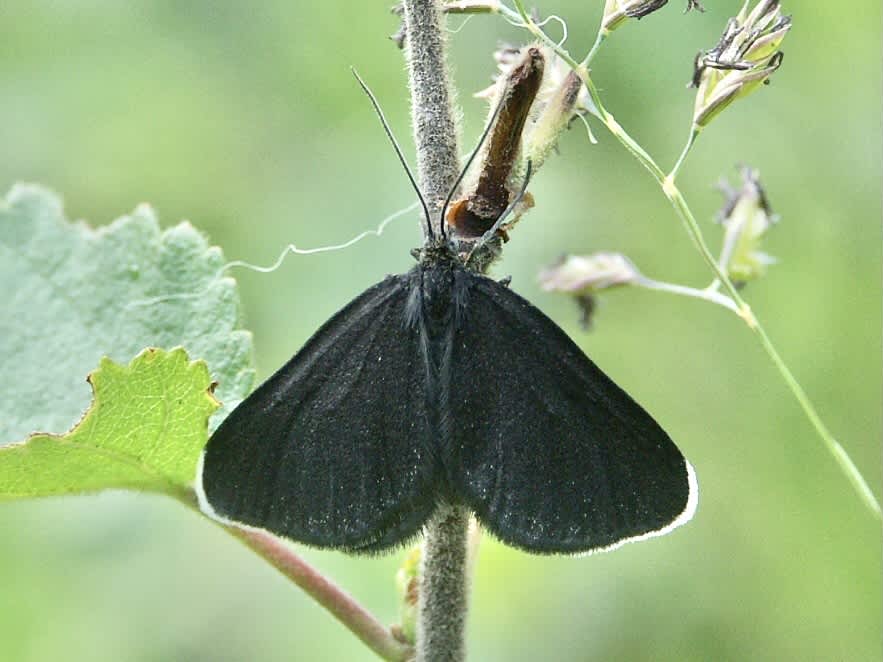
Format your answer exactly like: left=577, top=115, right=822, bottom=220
left=227, top=526, right=413, bottom=662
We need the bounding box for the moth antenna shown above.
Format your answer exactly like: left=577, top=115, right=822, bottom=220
left=352, top=68, right=434, bottom=241
left=438, top=91, right=509, bottom=242
left=466, top=160, right=533, bottom=267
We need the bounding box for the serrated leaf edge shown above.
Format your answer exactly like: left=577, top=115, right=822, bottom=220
left=0, top=347, right=219, bottom=500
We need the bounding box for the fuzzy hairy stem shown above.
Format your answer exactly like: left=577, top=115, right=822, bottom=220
left=402, top=0, right=469, bottom=662
left=401, top=3, right=471, bottom=658
left=418, top=504, right=471, bottom=662
left=403, top=0, right=461, bottom=237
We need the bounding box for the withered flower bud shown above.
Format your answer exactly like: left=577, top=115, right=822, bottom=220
left=716, top=166, right=779, bottom=285
left=602, top=0, right=704, bottom=33
left=691, top=0, right=792, bottom=128
left=539, top=252, right=642, bottom=293
left=539, top=252, right=644, bottom=330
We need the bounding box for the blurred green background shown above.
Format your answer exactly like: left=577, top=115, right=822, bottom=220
left=1, top=1, right=879, bottom=660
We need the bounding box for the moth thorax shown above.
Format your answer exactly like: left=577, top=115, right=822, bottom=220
left=420, top=265, right=456, bottom=323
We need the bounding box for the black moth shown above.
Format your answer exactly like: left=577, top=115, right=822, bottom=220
left=198, top=84, right=697, bottom=555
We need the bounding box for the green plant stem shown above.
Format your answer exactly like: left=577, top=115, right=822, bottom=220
left=509, top=1, right=584, bottom=70
left=670, top=127, right=699, bottom=181
left=581, top=29, right=606, bottom=67
left=748, top=326, right=882, bottom=514
left=506, top=2, right=882, bottom=519
left=663, top=152, right=880, bottom=520
left=635, top=278, right=739, bottom=313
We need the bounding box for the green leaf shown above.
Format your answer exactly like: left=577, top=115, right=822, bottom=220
left=0, top=184, right=254, bottom=443
left=0, top=348, right=217, bottom=500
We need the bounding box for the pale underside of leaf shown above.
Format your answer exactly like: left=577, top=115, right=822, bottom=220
left=0, top=184, right=254, bottom=443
